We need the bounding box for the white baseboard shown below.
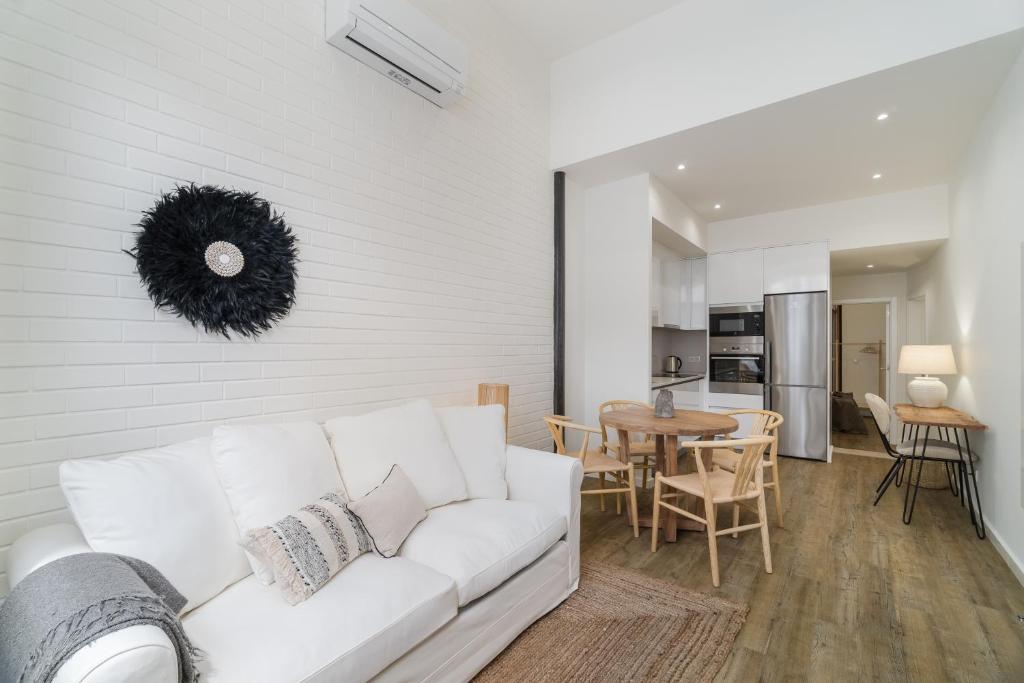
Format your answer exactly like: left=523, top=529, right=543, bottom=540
left=987, top=523, right=1024, bottom=589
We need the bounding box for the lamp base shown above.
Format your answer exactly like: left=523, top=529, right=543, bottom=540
left=907, top=376, right=947, bottom=408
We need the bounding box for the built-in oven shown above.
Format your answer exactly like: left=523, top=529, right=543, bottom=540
left=708, top=337, right=764, bottom=395
left=709, top=304, right=763, bottom=338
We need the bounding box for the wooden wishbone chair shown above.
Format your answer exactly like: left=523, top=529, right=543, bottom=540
left=651, top=431, right=774, bottom=587
left=544, top=415, right=639, bottom=538
left=599, top=400, right=658, bottom=498
left=711, top=409, right=785, bottom=528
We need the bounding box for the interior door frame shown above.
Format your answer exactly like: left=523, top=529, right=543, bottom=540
left=832, top=296, right=898, bottom=444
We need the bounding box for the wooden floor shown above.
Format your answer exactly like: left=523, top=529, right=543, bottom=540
left=580, top=452, right=1024, bottom=681
left=831, top=415, right=886, bottom=453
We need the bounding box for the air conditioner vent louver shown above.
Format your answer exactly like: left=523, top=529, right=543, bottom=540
left=326, top=0, right=468, bottom=107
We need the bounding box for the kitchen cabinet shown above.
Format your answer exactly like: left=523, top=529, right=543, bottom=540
left=763, top=242, right=829, bottom=294
left=653, top=255, right=706, bottom=330
left=689, top=257, right=707, bottom=329
left=658, top=258, right=684, bottom=327
left=673, top=380, right=703, bottom=409
left=708, top=249, right=763, bottom=305
left=650, top=255, right=661, bottom=325
left=707, top=392, right=763, bottom=437
left=651, top=380, right=704, bottom=411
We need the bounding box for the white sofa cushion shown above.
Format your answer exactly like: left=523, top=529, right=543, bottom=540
left=436, top=405, right=508, bottom=500
left=325, top=399, right=468, bottom=509
left=182, top=554, right=458, bottom=683
left=211, top=422, right=344, bottom=583
left=59, top=438, right=251, bottom=612
left=399, top=498, right=566, bottom=606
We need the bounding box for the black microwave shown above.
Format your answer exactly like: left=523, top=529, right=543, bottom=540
left=708, top=305, right=763, bottom=337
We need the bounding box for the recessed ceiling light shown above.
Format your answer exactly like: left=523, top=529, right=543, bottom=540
left=713, top=203, right=721, bottom=210
left=866, top=264, right=875, bottom=269
left=872, top=173, right=882, bottom=180
left=677, top=163, right=686, bottom=171
left=876, top=113, right=889, bottom=121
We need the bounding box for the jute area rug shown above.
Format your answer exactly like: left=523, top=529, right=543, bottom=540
left=474, top=562, right=746, bottom=682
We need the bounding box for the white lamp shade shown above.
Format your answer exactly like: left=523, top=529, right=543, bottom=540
left=897, top=344, right=957, bottom=376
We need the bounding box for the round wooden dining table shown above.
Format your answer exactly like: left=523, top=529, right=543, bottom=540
left=599, top=406, right=739, bottom=542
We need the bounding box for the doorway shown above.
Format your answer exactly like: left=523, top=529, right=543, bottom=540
left=831, top=299, right=893, bottom=454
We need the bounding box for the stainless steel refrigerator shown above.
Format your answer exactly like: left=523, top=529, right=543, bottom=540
left=764, top=291, right=829, bottom=461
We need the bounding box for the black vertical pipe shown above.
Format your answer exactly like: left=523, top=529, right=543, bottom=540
left=553, top=171, right=566, bottom=417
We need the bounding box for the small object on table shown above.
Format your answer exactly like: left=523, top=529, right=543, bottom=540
left=599, top=407, right=738, bottom=542
left=891, top=403, right=987, bottom=537
left=654, top=389, right=674, bottom=417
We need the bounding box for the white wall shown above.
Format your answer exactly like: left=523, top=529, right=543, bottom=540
left=650, top=176, right=707, bottom=252
left=580, top=174, right=652, bottom=423
left=832, top=272, right=910, bottom=407
left=0, top=0, right=552, bottom=595
left=908, top=47, right=1024, bottom=580
left=709, top=185, right=949, bottom=253
left=551, top=0, right=1024, bottom=168
left=564, top=175, right=586, bottom=427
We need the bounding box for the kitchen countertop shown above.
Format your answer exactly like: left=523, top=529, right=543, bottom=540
left=650, top=374, right=704, bottom=390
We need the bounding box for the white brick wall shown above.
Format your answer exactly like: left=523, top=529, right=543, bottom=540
left=0, top=0, right=553, bottom=595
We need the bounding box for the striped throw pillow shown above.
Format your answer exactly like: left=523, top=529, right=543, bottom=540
left=242, top=490, right=373, bottom=605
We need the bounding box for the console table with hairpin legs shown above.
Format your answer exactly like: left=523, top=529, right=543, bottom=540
left=891, top=404, right=987, bottom=538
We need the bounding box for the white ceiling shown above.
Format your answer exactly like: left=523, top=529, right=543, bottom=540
left=562, top=30, right=1024, bottom=221
left=830, top=241, right=944, bottom=276
left=483, top=0, right=688, bottom=60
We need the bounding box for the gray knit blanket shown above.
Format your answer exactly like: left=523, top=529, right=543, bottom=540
left=0, top=553, right=199, bottom=683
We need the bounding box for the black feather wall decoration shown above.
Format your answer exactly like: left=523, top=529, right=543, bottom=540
left=128, top=184, right=298, bottom=338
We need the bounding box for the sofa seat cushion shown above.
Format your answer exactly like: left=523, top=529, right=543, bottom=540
left=399, top=499, right=566, bottom=606
left=183, top=554, right=457, bottom=683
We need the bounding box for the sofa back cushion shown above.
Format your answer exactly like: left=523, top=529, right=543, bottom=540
left=59, top=438, right=251, bottom=612
left=211, top=422, right=344, bottom=583
left=436, top=404, right=507, bottom=500
left=324, top=399, right=468, bottom=509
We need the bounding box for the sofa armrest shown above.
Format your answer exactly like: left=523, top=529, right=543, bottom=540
left=7, top=523, right=91, bottom=589
left=9, top=525, right=178, bottom=683
left=505, top=445, right=582, bottom=588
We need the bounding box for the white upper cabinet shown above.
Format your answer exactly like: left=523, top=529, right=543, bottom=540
left=763, top=242, right=829, bottom=294
left=658, top=258, right=684, bottom=327
left=650, top=254, right=662, bottom=325
left=689, top=257, right=707, bottom=329
left=708, top=249, right=764, bottom=305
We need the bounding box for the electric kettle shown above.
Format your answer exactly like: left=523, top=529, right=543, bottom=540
left=664, top=355, right=683, bottom=374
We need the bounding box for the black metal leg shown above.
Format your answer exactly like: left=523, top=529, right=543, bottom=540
left=944, top=461, right=958, bottom=497
left=874, top=457, right=904, bottom=506
left=954, top=429, right=976, bottom=523
left=876, top=457, right=902, bottom=493
left=903, top=426, right=929, bottom=524
left=962, top=430, right=986, bottom=539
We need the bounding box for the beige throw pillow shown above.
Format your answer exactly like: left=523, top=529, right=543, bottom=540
left=347, top=465, right=427, bottom=558
left=242, top=490, right=372, bottom=605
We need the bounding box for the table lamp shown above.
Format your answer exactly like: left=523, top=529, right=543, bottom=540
left=897, top=345, right=957, bottom=408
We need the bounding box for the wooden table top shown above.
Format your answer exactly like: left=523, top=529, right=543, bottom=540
left=600, top=406, right=738, bottom=436
left=894, top=404, right=987, bottom=430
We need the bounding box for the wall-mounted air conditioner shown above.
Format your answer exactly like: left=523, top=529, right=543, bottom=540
left=326, top=0, right=469, bottom=107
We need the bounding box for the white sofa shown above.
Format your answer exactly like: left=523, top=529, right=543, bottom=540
left=7, top=405, right=582, bottom=683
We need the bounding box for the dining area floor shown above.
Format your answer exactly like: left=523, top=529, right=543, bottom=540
left=579, top=451, right=1024, bottom=681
